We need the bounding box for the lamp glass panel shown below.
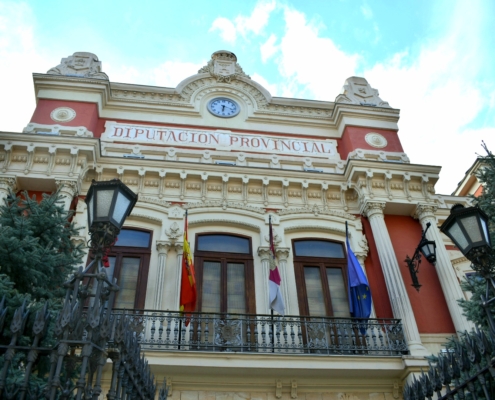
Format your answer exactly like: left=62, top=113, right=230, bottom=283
left=96, top=189, right=115, bottom=219
left=87, top=195, right=94, bottom=226
left=459, top=215, right=483, bottom=243
left=113, top=192, right=131, bottom=226
left=421, top=242, right=433, bottom=258
left=481, top=217, right=491, bottom=245
left=447, top=222, right=469, bottom=251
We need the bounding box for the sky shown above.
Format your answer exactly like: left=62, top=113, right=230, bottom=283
left=0, top=0, right=494, bottom=194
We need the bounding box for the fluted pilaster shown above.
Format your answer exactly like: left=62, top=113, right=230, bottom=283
left=362, top=201, right=428, bottom=355
left=416, top=204, right=474, bottom=333
left=154, top=241, right=172, bottom=310
left=174, top=243, right=184, bottom=311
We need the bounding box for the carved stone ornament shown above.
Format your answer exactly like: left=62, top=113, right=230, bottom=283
left=198, top=50, right=250, bottom=83
left=365, top=132, right=388, bottom=148
left=50, top=107, right=76, bottom=123
left=168, top=205, right=184, bottom=220
left=335, top=76, right=390, bottom=108
left=47, top=52, right=109, bottom=80
left=165, top=222, right=182, bottom=241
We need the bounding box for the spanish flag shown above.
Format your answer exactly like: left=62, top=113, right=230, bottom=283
left=180, top=210, right=196, bottom=323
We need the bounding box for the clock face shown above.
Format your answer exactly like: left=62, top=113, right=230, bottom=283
left=207, top=97, right=240, bottom=118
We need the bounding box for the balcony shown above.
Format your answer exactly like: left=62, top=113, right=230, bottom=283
left=117, top=311, right=408, bottom=356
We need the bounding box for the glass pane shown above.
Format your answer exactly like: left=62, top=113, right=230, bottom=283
left=304, top=267, right=326, bottom=316
left=87, top=195, right=94, bottom=226
left=447, top=222, right=469, bottom=251
left=96, top=189, right=114, bottom=219
left=115, top=229, right=151, bottom=248
left=326, top=268, right=350, bottom=317
left=202, top=261, right=221, bottom=313
left=114, top=257, right=140, bottom=309
left=294, top=240, right=345, bottom=258
left=460, top=215, right=483, bottom=243
left=113, top=192, right=131, bottom=226
left=227, top=263, right=246, bottom=314
left=197, top=235, right=250, bottom=254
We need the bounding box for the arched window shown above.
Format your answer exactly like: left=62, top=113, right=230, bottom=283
left=194, top=233, right=255, bottom=314
left=292, top=239, right=350, bottom=317
left=105, top=228, right=152, bottom=309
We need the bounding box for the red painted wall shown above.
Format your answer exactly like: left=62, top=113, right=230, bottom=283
left=361, top=216, right=394, bottom=319
left=30, top=100, right=99, bottom=134
left=337, top=126, right=404, bottom=160
left=384, top=215, right=456, bottom=334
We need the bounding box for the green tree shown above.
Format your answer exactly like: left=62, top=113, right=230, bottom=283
left=458, top=142, right=495, bottom=330
left=0, top=188, right=85, bottom=301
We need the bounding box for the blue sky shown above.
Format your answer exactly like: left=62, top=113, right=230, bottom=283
left=0, top=0, right=494, bottom=194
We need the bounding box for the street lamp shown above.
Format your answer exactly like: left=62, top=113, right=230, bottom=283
left=405, top=222, right=437, bottom=291
left=85, top=179, right=138, bottom=260
left=440, top=203, right=495, bottom=334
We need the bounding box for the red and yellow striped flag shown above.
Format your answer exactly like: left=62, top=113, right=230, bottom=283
left=180, top=210, right=196, bottom=322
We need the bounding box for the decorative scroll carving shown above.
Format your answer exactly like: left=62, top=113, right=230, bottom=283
left=47, top=52, right=108, bottom=80
left=335, top=76, right=390, bottom=108
left=165, top=222, right=182, bottom=241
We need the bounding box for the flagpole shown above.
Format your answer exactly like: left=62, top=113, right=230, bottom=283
left=178, top=210, right=188, bottom=351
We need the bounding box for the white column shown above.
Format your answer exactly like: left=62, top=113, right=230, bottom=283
left=154, top=241, right=171, bottom=310
left=276, top=247, right=291, bottom=315
left=55, top=179, right=79, bottom=211
left=363, top=201, right=428, bottom=355
left=0, top=177, right=16, bottom=206
left=416, top=204, right=474, bottom=333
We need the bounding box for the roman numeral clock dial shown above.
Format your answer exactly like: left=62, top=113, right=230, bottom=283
left=207, top=97, right=240, bottom=118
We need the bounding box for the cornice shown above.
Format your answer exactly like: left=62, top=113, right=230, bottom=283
left=189, top=218, right=261, bottom=232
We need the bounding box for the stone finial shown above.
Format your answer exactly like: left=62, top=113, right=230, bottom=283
left=198, top=50, right=250, bottom=83
left=47, top=52, right=109, bottom=80
left=335, top=76, right=390, bottom=108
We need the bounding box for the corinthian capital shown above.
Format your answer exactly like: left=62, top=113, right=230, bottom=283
left=415, top=204, right=438, bottom=222
left=56, top=179, right=79, bottom=196
left=362, top=201, right=386, bottom=219
left=257, top=247, right=271, bottom=261
left=0, top=177, right=17, bottom=192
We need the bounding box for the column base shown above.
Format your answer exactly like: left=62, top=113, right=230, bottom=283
left=407, top=341, right=431, bottom=357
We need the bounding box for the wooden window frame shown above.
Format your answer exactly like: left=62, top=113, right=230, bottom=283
left=105, top=227, right=152, bottom=310
left=292, top=238, right=348, bottom=317
left=194, top=232, right=256, bottom=314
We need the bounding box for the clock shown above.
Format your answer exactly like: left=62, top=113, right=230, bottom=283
left=207, top=97, right=240, bottom=118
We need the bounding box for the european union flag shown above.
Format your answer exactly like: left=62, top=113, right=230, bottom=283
left=346, top=222, right=372, bottom=320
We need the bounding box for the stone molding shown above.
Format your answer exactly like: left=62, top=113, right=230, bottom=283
left=189, top=218, right=261, bottom=232
left=361, top=201, right=386, bottom=218
left=23, top=123, right=94, bottom=138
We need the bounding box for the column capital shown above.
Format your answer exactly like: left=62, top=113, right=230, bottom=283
left=361, top=201, right=386, bottom=219
left=276, top=247, right=290, bottom=261
left=156, top=240, right=172, bottom=254
left=0, top=177, right=17, bottom=192
left=258, top=246, right=271, bottom=261
left=415, top=203, right=438, bottom=222
left=55, top=179, right=79, bottom=197
left=174, top=242, right=183, bottom=255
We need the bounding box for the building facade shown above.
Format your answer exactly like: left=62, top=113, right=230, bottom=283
left=0, top=50, right=476, bottom=399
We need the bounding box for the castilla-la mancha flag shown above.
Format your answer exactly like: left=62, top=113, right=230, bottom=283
left=180, top=210, right=196, bottom=322
left=268, top=216, right=285, bottom=315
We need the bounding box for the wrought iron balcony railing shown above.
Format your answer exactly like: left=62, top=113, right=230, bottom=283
left=116, top=311, right=408, bottom=356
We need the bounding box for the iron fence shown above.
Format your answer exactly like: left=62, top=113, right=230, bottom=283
left=403, top=328, right=495, bottom=400
left=117, top=310, right=408, bottom=356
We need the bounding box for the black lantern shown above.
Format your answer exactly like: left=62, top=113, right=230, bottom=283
left=405, top=222, right=437, bottom=291
left=85, top=179, right=138, bottom=256
left=440, top=204, right=491, bottom=264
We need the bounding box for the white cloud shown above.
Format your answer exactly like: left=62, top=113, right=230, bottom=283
left=260, top=34, right=278, bottom=63
left=363, top=0, right=494, bottom=193
left=235, top=0, right=276, bottom=37
left=209, top=17, right=237, bottom=44
left=251, top=73, right=279, bottom=96
left=153, top=61, right=204, bottom=87
left=275, top=7, right=360, bottom=100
